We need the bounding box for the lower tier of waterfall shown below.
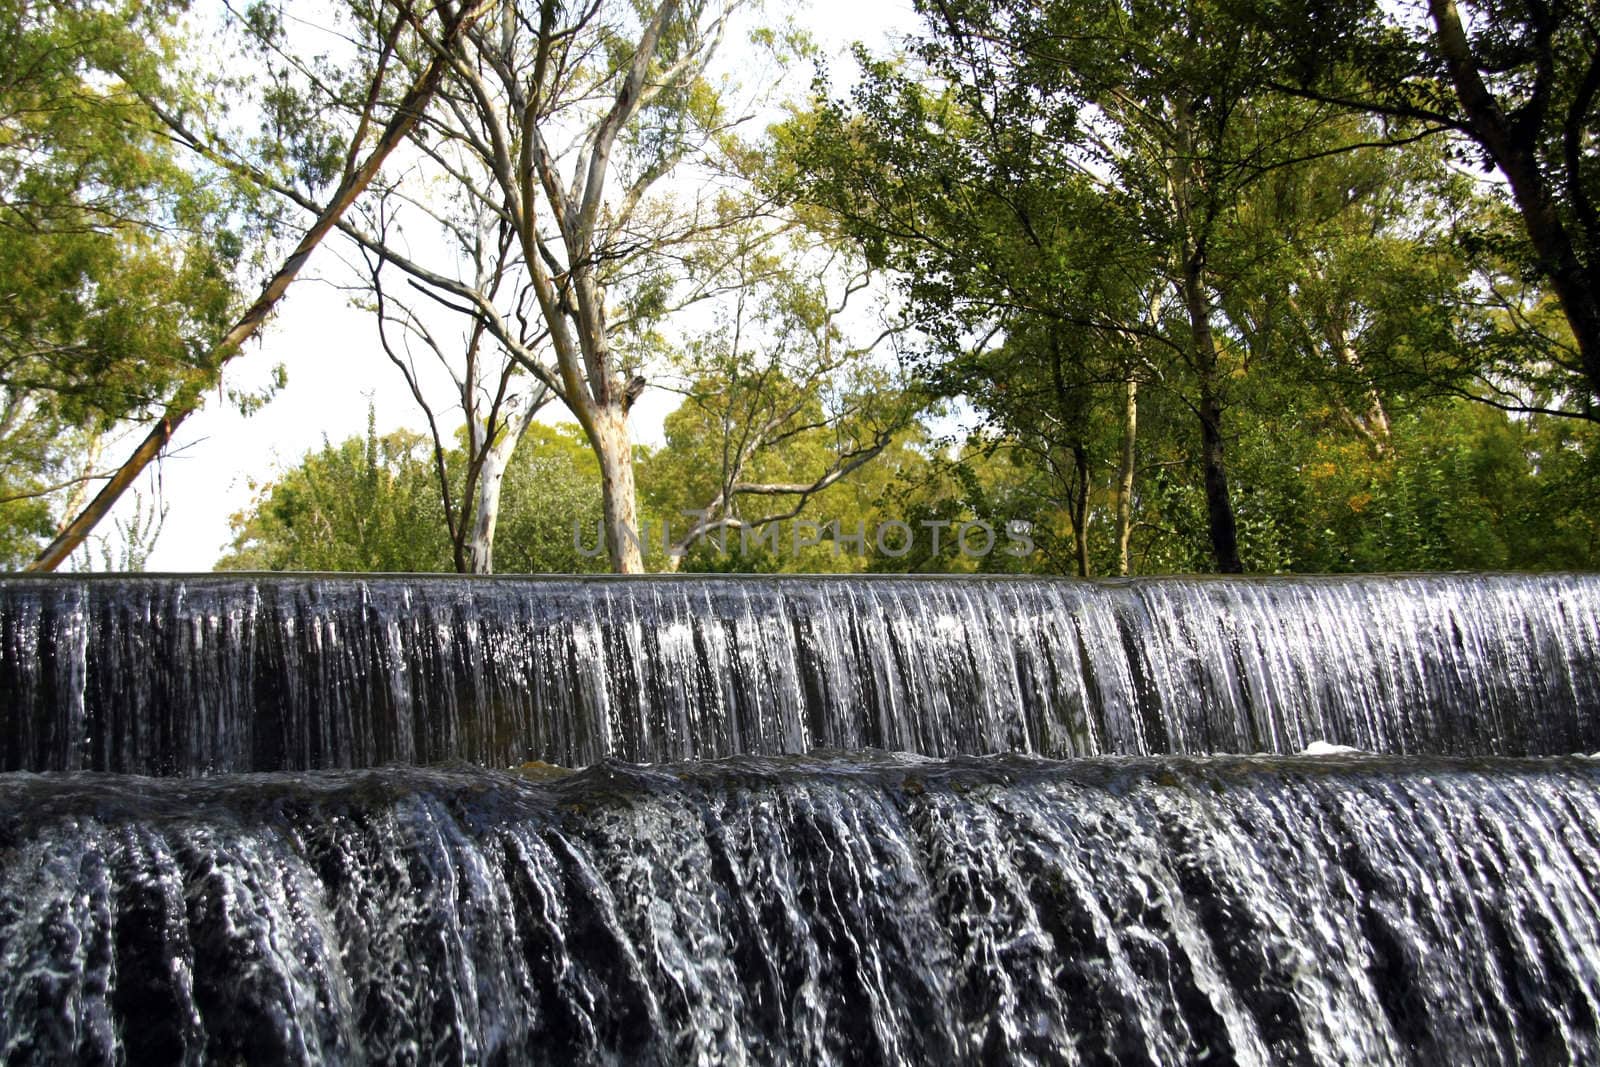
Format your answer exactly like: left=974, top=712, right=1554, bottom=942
left=3, top=573, right=1598, bottom=774
left=2, top=753, right=1597, bottom=1065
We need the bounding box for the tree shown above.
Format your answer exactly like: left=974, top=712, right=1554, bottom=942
left=26, top=0, right=497, bottom=570
left=794, top=0, right=1529, bottom=574
left=642, top=237, right=918, bottom=565
left=1249, top=0, right=1600, bottom=412
left=783, top=34, right=1168, bottom=575
left=311, top=0, right=767, bottom=573
left=490, top=422, right=610, bottom=573
left=219, top=415, right=609, bottom=573
left=1, top=0, right=242, bottom=561
left=984, top=0, right=1384, bottom=574
left=219, top=415, right=451, bottom=572
left=792, top=0, right=1342, bottom=572
left=354, top=200, right=551, bottom=573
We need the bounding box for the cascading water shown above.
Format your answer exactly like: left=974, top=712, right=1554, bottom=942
left=2, top=573, right=1597, bottom=773
left=1, top=572, right=1598, bottom=1064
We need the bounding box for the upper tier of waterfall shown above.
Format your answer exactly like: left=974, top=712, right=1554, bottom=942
left=2, top=572, right=1595, bottom=773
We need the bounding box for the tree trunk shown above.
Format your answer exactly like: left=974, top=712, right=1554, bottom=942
left=1071, top=443, right=1092, bottom=578
left=1325, top=317, right=1391, bottom=454
left=1522, top=212, right=1600, bottom=404
left=1116, top=377, right=1137, bottom=576
left=1183, top=267, right=1244, bottom=574
left=589, top=404, right=644, bottom=573
left=468, top=456, right=503, bottom=574
left=466, top=418, right=527, bottom=575
left=1164, top=90, right=1242, bottom=573
left=1197, top=384, right=1243, bottom=573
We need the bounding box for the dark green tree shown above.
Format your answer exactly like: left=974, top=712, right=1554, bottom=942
left=1246, top=0, right=1600, bottom=412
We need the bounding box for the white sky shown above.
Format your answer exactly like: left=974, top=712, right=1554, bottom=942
left=99, top=0, right=920, bottom=572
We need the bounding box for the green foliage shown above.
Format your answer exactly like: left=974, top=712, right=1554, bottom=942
left=1239, top=402, right=1600, bottom=572
left=0, top=0, right=246, bottom=415
left=767, top=0, right=1599, bottom=578
left=631, top=221, right=926, bottom=572
left=1237, top=0, right=1600, bottom=410
left=640, top=386, right=931, bottom=574
left=9, top=0, right=1591, bottom=578
left=0, top=0, right=252, bottom=562
left=490, top=424, right=609, bottom=575
left=219, top=415, right=449, bottom=572
left=218, top=391, right=1600, bottom=575
left=219, top=416, right=612, bottom=574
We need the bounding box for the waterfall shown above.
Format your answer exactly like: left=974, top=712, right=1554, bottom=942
left=1, top=573, right=1596, bottom=774
left=1, top=571, right=1599, bottom=1064
left=3, top=756, right=1600, bottom=1065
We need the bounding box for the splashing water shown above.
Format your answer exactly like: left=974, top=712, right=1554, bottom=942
left=2, top=756, right=1599, bottom=1065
